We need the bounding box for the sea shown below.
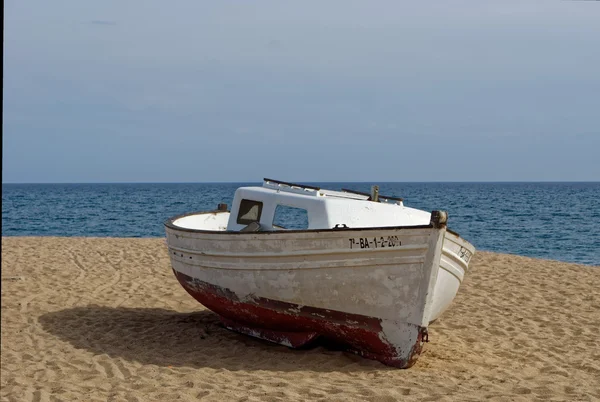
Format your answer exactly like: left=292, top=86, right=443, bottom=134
left=2, top=182, right=599, bottom=266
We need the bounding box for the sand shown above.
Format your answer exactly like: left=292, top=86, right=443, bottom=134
left=1, top=237, right=599, bottom=402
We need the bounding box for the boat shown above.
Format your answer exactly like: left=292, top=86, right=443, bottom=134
left=164, top=178, right=475, bottom=368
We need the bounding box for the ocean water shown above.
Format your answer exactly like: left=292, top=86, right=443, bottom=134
left=2, top=182, right=599, bottom=266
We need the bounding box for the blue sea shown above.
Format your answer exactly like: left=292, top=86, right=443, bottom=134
left=2, top=182, right=599, bottom=266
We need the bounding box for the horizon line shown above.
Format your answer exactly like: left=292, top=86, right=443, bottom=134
left=3, top=180, right=599, bottom=185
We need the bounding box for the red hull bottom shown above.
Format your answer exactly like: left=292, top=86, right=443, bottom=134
left=174, top=270, right=426, bottom=368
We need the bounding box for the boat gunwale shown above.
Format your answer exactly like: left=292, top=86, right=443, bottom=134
left=446, top=228, right=460, bottom=237
left=164, top=209, right=467, bottom=237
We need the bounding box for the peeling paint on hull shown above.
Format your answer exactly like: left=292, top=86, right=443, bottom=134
left=174, top=270, right=426, bottom=368
left=164, top=210, right=459, bottom=368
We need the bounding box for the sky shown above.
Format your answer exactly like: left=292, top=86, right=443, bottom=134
left=3, top=0, right=600, bottom=183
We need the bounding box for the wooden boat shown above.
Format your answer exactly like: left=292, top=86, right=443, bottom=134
left=164, top=179, right=475, bottom=368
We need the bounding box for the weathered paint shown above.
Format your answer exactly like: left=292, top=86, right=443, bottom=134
left=174, top=271, right=426, bottom=368
left=167, top=226, right=443, bottom=325
left=165, top=219, right=450, bottom=368
left=166, top=210, right=475, bottom=324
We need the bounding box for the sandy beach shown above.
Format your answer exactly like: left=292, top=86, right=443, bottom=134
left=1, top=237, right=598, bottom=401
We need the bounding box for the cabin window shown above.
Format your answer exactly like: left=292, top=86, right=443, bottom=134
left=237, top=199, right=263, bottom=224
left=273, top=205, right=309, bottom=230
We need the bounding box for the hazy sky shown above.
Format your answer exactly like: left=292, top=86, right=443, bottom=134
left=3, top=0, right=600, bottom=183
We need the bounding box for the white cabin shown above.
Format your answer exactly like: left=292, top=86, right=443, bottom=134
left=226, top=179, right=432, bottom=232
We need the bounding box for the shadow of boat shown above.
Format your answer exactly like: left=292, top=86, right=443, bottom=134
left=38, top=306, right=390, bottom=372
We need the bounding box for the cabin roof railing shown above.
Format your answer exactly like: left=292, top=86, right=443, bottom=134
left=262, top=178, right=321, bottom=196
left=261, top=178, right=404, bottom=205
left=263, top=178, right=321, bottom=191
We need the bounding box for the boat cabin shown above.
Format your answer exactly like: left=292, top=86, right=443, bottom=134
left=226, top=179, right=431, bottom=232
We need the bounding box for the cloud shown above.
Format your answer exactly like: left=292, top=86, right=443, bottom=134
left=91, top=20, right=117, bottom=26
left=267, top=39, right=283, bottom=51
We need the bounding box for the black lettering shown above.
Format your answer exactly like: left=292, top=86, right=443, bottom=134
left=458, top=247, right=472, bottom=263
left=363, top=238, right=370, bottom=248
left=360, top=238, right=365, bottom=248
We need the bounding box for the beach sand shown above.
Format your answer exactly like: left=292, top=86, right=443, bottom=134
left=1, top=237, right=599, bottom=401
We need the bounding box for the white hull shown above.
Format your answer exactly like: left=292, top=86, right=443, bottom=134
left=165, top=211, right=450, bottom=367
left=169, top=211, right=475, bottom=324
left=431, top=230, right=474, bottom=321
